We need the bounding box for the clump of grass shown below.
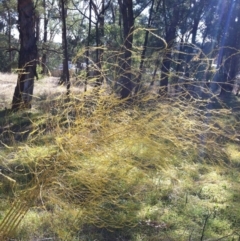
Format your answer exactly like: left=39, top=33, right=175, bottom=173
left=226, top=143, right=240, bottom=166
left=0, top=88, right=239, bottom=240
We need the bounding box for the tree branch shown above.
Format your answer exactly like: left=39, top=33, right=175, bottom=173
left=4, top=47, right=19, bottom=53
left=134, top=0, right=152, bottom=19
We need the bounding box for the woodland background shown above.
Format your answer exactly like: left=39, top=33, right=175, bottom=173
left=0, top=0, right=240, bottom=240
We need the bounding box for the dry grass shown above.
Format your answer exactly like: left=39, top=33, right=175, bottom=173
left=0, top=70, right=240, bottom=240
left=0, top=73, right=16, bottom=109
left=0, top=73, right=85, bottom=110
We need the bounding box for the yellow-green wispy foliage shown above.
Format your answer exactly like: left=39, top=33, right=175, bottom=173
left=0, top=90, right=239, bottom=240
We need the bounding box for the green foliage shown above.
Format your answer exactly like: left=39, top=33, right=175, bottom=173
left=0, top=87, right=240, bottom=240
left=41, top=42, right=62, bottom=71
left=0, top=34, right=18, bottom=72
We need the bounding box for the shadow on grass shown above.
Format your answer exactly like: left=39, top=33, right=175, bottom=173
left=0, top=109, right=34, bottom=146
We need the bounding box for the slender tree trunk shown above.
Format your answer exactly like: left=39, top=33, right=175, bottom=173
left=135, top=0, right=155, bottom=94
left=118, top=0, right=134, bottom=99
left=7, top=9, right=12, bottom=72
left=85, top=0, right=92, bottom=92
left=175, top=37, right=186, bottom=93
left=111, top=2, right=115, bottom=24
left=41, top=0, right=48, bottom=75
left=3, top=0, right=13, bottom=72
left=12, top=0, right=38, bottom=110
left=93, top=0, right=106, bottom=87
left=159, top=1, right=179, bottom=94
left=160, top=51, right=172, bottom=93
left=218, top=0, right=238, bottom=96
left=149, top=0, right=162, bottom=87
left=175, top=38, right=185, bottom=74
left=98, top=1, right=104, bottom=83
left=185, top=3, right=203, bottom=79
left=210, top=0, right=234, bottom=95
left=150, top=56, right=161, bottom=86
left=60, top=0, right=70, bottom=94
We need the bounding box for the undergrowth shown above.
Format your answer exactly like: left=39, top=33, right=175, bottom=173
left=0, top=89, right=240, bottom=241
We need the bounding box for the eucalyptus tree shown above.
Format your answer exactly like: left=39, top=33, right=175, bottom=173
left=59, top=0, right=70, bottom=94
left=183, top=0, right=207, bottom=79
left=12, top=0, right=38, bottom=110
left=213, top=0, right=240, bottom=95
left=41, top=0, right=50, bottom=75
left=222, top=0, right=240, bottom=92
left=158, top=0, right=192, bottom=93
left=134, top=0, right=155, bottom=93
left=68, top=0, right=111, bottom=87
left=65, top=0, right=86, bottom=60
left=67, top=0, right=95, bottom=90
left=116, top=0, right=151, bottom=98
left=117, top=0, right=134, bottom=98
left=91, top=0, right=112, bottom=87
left=85, top=0, right=92, bottom=91
left=10, top=0, right=239, bottom=104
left=38, top=0, right=64, bottom=73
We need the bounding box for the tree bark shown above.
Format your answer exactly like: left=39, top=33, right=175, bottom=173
left=85, top=0, right=92, bottom=92
left=210, top=0, right=235, bottom=95
left=118, top=0, right=134, bottom=98
left=185, top=0, right=205, bottom=79
left=60, top=0, right=70, bottom=94
left=159, top=0, right=179, bottom=94
left=12, top=0, right=38, bottom=110
left=135, top=0, right=155, bottom=94
left=92, top=0, right=106, bottom=87
left=41, top=0, right=48, bottom=75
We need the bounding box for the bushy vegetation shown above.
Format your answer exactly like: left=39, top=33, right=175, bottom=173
left=1, top=0, right=240, bottom=239
left=0, top=84, right=240, bottom=240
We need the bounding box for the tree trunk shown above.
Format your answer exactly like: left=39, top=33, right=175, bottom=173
left=135, top=0, right=155, bottom=94
left=185, top=0, right=205, bottom=79
left=93, top=0, right=107, bottom=87
left=7, top=9, right=12, bottom=72
left=160, top=51, right=172, bottom=93
left=85, top=0, right=92, bottom=92
left=2, top=0, right=13, bottom=72
left=41, top=0, right=48, bottom=75
left=60, top=0, right=70, bottom=94
left=12, top=0, right=38, bottom=110
left=210, top=0, right=235, bottom=95
left=118, top=0, right=134, bottom=98
left=159, top=1, right=179, bottom=94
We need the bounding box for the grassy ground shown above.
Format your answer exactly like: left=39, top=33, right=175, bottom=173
left=0, top=73, right=240, bottom=241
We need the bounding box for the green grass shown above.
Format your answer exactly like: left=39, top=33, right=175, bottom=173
left=0, top=84, right=240, bottom=240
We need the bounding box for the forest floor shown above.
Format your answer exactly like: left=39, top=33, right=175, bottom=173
left=0, top=73, right=85, bottom=109
left=0, top=73, right=240, bottom=241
